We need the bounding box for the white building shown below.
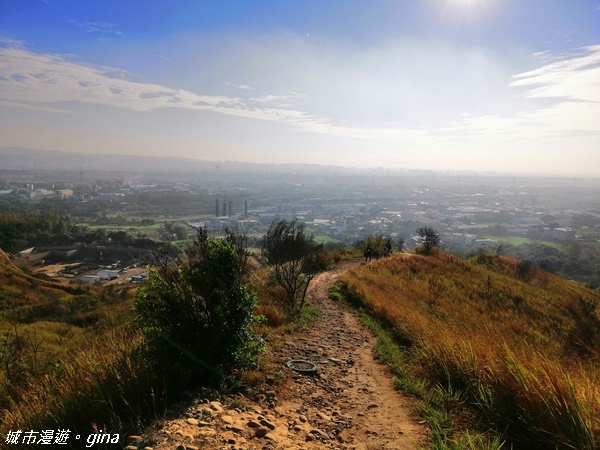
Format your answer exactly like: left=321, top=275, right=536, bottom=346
left=443, top=233, right=477, bottom=246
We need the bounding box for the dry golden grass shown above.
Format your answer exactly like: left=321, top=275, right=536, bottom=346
left=341, top=251, right=600, bottom=449
left=0, top=249, right=153, bottom=445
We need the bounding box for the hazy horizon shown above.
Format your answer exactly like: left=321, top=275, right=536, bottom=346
left=1, top=1, right=600, bottom=176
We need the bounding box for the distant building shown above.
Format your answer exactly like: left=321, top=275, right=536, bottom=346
left=32, top=189, right=55, bottom=199
left=57, top=189, right=74, bottom=199
left=97, top=270, right=119, bottom=280
left=78, top=275, right=101, bottom=284
left=552, top=227, right=575, bottom=241
left=443, top=233, right=477, bottom=246
left=96, top=193, right=124, bottom=202
left=475, top=239, right=497, bottom=246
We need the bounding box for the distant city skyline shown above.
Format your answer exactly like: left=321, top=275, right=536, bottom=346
left=1, top=1, right=600, bottom=176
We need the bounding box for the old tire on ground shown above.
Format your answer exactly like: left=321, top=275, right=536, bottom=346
left=285, top=360, right=318, bottom=374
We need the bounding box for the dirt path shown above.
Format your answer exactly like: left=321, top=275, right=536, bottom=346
left=140, top=260, right=428, bottom=450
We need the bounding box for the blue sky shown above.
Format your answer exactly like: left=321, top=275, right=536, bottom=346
left=1, top=1, right=599, bottom=175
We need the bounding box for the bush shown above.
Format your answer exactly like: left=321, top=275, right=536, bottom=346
left=262, top=219, right=325, bottom=317
left=133, top=229, right=264, bottom=389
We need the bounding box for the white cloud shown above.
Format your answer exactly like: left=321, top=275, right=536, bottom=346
left=509, top=45, right=600, bottom=102
left=67, top=20, right=123, bottom=36
left=224, top=81, right=253, bottom=90
left=0, top=99, right=68, bottom=113
left=0, top=37, right=26, bottom=49
left=1, top=38, right=599, bottom=174
left=0, top=46, right=429, bottom=142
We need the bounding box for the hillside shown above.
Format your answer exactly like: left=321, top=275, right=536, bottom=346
left=0, top=248, right=106, bottom=326
left=0, top=248, right=133, bottom=404
left=0, top=249, right=80, bottom=305
left=338, top=252, right=600, bottom=449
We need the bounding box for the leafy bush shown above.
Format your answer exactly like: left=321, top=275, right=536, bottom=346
left=134, top=229, right=264, bottom=389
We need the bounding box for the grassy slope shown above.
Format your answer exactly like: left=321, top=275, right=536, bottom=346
left=0, top=249, right=130, bottom=354
left=0, top=249, right=153, bottom=446
left=340, top=252, right=599, bottom=449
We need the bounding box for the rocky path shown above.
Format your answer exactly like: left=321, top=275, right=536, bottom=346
left=137, top=260, right=428, bottom=450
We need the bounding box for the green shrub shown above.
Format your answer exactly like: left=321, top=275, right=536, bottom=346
left=133, top=229, right=264, bottom=389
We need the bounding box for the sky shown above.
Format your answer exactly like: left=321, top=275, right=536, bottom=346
left=1, top=0, right=599, bottom=176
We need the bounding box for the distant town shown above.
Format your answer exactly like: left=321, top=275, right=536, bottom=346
left=1, top=149, right=600, bottom=289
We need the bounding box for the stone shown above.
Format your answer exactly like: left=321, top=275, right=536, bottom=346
left=367, top=403, right=379, bottom=409
left=209, top=401, right=223, bottom=413
left=255, top=427, right=269, bottom=438
left=246, top=420, right=261, bottom=428
left=260, top=419, right=276, bottom=430
left=316, top=412, right=331, bottom=421
left=299, top=415, right=308, bottom=423
left=127, top=435, right=142, bottom=443
left=308, top=428, right=330, bottom=440
left=221, top=415, right=234, bottom=425
left=264, top=432, right=276, bottom=441
left=186, top=418, right=198, bottom=426
left=198, top=429, right=216, bottom=437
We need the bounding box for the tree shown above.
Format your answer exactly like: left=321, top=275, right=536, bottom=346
left=397, top=238, right=405, bottom=252
left=134, top=228, right=263, bottom=388
left=262, top=219, right=325, bottom=317
left=417, top=227, right=440, bottom=255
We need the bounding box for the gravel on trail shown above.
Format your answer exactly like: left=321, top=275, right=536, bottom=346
left=137, top=259, right=428, bottom=450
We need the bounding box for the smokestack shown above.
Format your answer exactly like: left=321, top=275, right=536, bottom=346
left=215, top=198, right=219, bottom=217
left=222, top=198, right=227, bottom=217
left=244, top=200, right=248, bottom=217
left=228, top=201, right=233, bottom=216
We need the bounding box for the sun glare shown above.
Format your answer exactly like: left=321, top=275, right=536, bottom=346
left=441, top=0, right=495, bottom=21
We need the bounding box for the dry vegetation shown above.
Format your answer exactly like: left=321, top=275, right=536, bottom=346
left=0, top=249, right=151, bottom=448
left=338, top=251, right=600, bottom=449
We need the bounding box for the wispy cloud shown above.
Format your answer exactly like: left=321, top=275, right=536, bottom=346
left=509, top=45, right=600, bottom=102
left=0, top=46, right=436, bottom=144
left=443, top=45, right=600, bottom=151
left=0, top=36, right=26, bottom=49
left=0, top=99, right=68, bottom=113
left=67, top=19, right=123, bottom=36
left=224, top=81, right=253, bottom=90
left=1, top=41, right=599, bottom=162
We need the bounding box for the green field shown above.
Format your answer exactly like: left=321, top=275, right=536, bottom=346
left=481, top=235, right=563, bottom=249
left=314, top=235, right=343, bottom=244
left=87, top=223, right=162, bottom=230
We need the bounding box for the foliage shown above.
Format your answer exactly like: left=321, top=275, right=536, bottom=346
left=340, top=252, right=600, bottom=449
left=417, top=227, right=440, bottom=255
left=134, top=228, right=264, bottom=389
left=262, top=219, right=326, bottom=317
left=515, top=259, right=536, bottom=282
left=2, top=328, right=161, bottom=449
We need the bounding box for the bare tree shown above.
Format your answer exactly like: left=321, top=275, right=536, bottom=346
left=397, top=238, right=405, bottom=252
left=417, top=227, right=440, bottom=255
left=262, top=219, right=324, bottom=317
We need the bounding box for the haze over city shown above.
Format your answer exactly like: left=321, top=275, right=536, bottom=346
left=1, top=0, right=599, bottom=176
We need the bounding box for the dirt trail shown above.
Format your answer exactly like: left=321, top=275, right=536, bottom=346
left=141, top=260, right=428, bottom=450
